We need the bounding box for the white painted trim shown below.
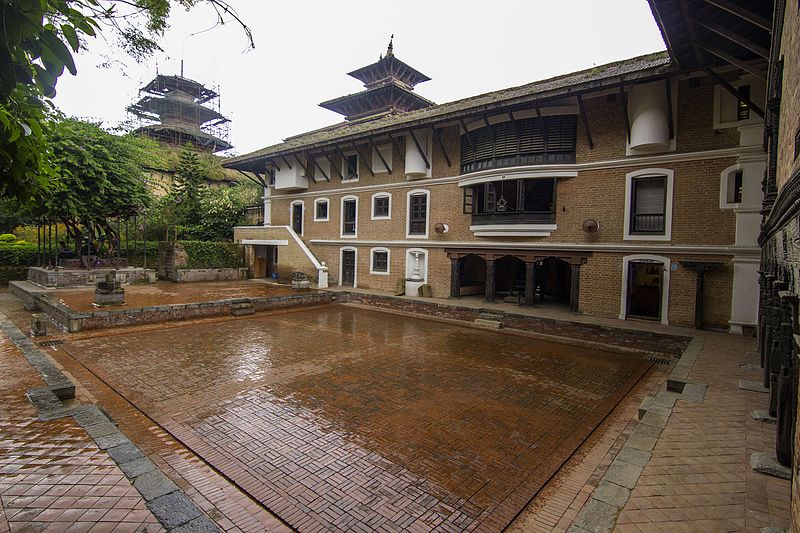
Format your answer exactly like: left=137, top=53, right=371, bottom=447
left=289, top=200, right=305, bottom=236
left=372, top=144, right=393, bottom=174
left=405, top=248, right=429, bottom=282
left=623, top=168, right=674, bottom=242
left=406, top=189, right=430, bottom=239
left=719, top=163, right=742, bottom=209
left=240, top=239, right=289, bottom=246
left=339, top=246, right=358, bottom=287
left=282, top=225, right=324, bottom=270
left=470, top=223, right=557, bottom=237
left=313, top=197, right=330, bottom=222
left=313, top=157, right=331, bottom=183
left=712, top=81, right=763, bottom=130
left=620, top=254, right=671, bottom=325
left=269, top=146, right=764, bottom=201
left=370, top=192, right=392, bottom=220
left=340, top=195, right=359, bottom=239
left=307, top=238, right=759, bottom=256
left=458, top=170, right=577, bottom=188
left=369, top=247, right=391, bottom=275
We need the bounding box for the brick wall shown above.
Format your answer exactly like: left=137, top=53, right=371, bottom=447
left=777, top=0, right=800, bottom=191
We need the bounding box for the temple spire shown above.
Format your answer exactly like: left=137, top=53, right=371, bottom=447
left=386, top=34, right=394, bottom=58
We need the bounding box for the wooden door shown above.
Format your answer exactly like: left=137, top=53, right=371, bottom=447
left=342, top=250, right=355, bottom=286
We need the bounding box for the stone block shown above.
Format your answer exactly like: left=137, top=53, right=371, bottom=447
left=146, top=491, right=202, bottom=529
left=171, top=516, right=222, bottom=533
left=750, top=452, right=791, bottom=480
left=624, top=432, right=657, bottom=452
left=94, top=432, right=131, bottom=450
left=134, top=470, right=178, bottom=501
left=751, top=410, right=777, bottom=424
left=474, top=319, right=502, bottom=329
left=592, top=481, right=631, bottom=508
left=605, top=461, right=643, bottom=490
left=119, top=457, right=157, bottom=478
left=616, top=447, right=652, bottom=468
left=107, top=443, right=145, bottom=464
left=739, top=380, right=769, bottom=393
left=572, top=498, right=618, bottom=533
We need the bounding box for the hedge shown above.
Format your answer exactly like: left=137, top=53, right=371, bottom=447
left=0, top=243, right=38, bottom=266
left=181, top=240, right=243, bottom=269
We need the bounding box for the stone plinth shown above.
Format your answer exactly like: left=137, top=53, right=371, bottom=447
left=94, top=273, right=125, bottom=306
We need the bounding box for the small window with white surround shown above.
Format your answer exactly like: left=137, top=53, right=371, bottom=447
left=371, top=192, right=391, bottom=220
left=719, top=164, right=746, bottom=209
left=372, top=144, right=393, bottom=173
left=370, top=248, right=390, bottom=275
left=623, top=168, right=673, bottom=242
left=342, top=153, right=359, bottom=181
left=340, top=196, right=358, bottom=238
left=406, top=189, right=430, bottom=238
left=314, top=198, right=329, bottom=221
left=713, top=76, right=765, bottom=130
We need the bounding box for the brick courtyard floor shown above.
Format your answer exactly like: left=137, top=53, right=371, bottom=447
left=0, top=321, right=164, bottom=532
left=0, top=287, right=792, bottom=532
left=53, top=279, right=296, bottom=312
left=52, top=305, right=650, bottom=531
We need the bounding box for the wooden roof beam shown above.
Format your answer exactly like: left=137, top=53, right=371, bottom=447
left=458, top=117, right=476, bottom=152
left=619, top=87, right=631, bottom=142
left=320, top=148, right=344, bottom=180
left=369, top=138, right=392, bottom=173
left=576, top=94, right=594, bottom=150
left=701, top=0, right=772, bottom=31
left=235, top=169, right=268, bottom=188
left=694, top=19, right=769, bottom=58
left=704, top=68, right=764, bottom=117
left=699, top=43, right=766, bottom=79
left=432, top=127, right=451, bottom=168
left=665, top=79, right=674, bottom=140
left=352, top=142, right=375, bottom=177
left=408, top=129, right=431, bottom=169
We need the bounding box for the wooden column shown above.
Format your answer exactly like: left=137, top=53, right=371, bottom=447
left=693, top=269, right=706, bottom=329
left=524, top=261, right=536, bottom=307
left=485, top=259, right=496, bottom=303
left=570, top=263, right=581, bottom=312
left=450, top=257, right=461, bottom=299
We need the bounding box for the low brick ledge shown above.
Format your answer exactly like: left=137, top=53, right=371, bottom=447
left=335, top=291, right=691, bottom=357
left=0, top=312, right=220, bottom=532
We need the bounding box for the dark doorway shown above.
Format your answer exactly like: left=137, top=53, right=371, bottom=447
left=341, top=250, right=356, bottom=287
left=538, top=257, right=571, bottom=305
left=253, top=246, right=278, bottom=279
left=495, top=256, right=526, bottom=303
left=627, top=261, right=663, bottom=319
left=458, top=254, right=486, bottom=296
left=292, top=203, right=303, bottom=234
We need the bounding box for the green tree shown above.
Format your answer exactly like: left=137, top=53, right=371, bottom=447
left=0, top=0, right=253, bottom=202
left=40, top=117, right=155, bottom=253
left=171, top=147, right=205, bottom=226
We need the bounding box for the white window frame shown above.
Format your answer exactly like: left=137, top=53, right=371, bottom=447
left=719, top=163, right=743, bottom=209
left=405, top=248, right=429, bottom=282
left=623, top=168, right=674, bottom=242
left=371, top=192, right=392, bottom=220
left=339, top=246, right=358, bottom=288
left=289, top=200, right=304, bottom=236
left=369, top=247, right=391, bottom=276
left=619, top=254, right=671, bottom=325
left=372, top=144, right=393, bottom=174
left=340, top=195, right=358, bottom=239
left=342, top=152, right=359, bottom=182
left=406, top=189, right=431, bottom=239
left=313, top=157, right=330, bottom=183
left=313, top=197, right=330, bottom=222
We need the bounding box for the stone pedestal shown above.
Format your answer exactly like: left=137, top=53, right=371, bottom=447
left=94, top=272, right=125, bottom=306
left=31, top=314, right=47, bottom=337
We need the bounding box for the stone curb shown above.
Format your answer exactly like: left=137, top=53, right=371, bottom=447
left=0, top=312, right=220, bottom=532
left=570, top=337, right=707, bottom=533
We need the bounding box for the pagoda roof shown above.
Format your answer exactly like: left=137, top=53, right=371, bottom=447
left=135, top=124, right=232, bottom=152
left=127, top=96, right=228, bottom=126
left=319, top=80, right=435, bottom=121
left=139, top=74, right=219, bottom=103
left=347, top=55, right=431, bottom=88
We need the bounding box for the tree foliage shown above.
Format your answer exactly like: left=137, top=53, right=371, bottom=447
left=171, top=147, right=205, bottom=225
left=40, top=117, right=156, bottom=251
left=0, top=0, right=253, bottom=202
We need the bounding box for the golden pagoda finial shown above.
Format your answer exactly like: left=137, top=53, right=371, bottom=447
left=386, top=34, right=394, bottom=57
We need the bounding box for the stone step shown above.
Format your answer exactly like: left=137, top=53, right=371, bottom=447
left=474, top=318, right=502, bottom=329
left=231, top=302, right=255, bottom=316
left=478, top=312, right=504, bottom=322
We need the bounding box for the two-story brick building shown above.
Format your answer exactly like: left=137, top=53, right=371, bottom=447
left=225, top=37, right=766, bottom=332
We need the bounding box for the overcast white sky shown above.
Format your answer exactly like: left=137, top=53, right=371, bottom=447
left=53, top=0, right=666, bottom=155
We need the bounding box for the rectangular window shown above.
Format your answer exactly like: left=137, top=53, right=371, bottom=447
left=344, top=154, right=358, bottom=180
left=731, top=170, right=743, bottom=204
left=409, top=193, right=427, bottom=236
left=315, top=200, right=328, bottom=221
left=372, top=251, right=388, bottom=273
left=736, top=85, right=751, bottom=121
left=630, top=176, right=666, bottom=234
left=342, top=199, right=357, bottom=235
left=373, top=196, right=390, bottom=218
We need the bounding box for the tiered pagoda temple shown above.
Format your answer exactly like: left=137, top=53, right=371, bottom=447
left=128, top=72, right=232, bottom=152
left=319, top=38, right=434, bottom=121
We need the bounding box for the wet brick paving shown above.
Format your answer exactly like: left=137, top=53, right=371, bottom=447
left=0, top=330, right=163, bottom=532
left=64, top=305, right=651, bottom=531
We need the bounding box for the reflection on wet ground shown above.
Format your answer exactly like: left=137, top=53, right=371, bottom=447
left=65, top=305, right=651, bottom=531
left=54, top=280, right=298, bottom=312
